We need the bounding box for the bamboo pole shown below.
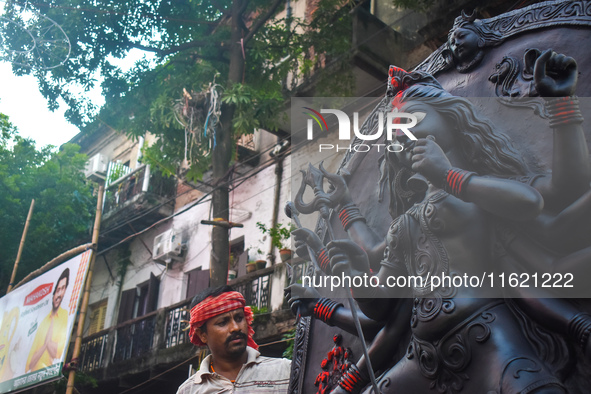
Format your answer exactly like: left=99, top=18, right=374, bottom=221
left=66, top=185, right=104, bottom=394
left=7, top=199, right=35, bottom=294
left=12, top=243, right=93, bottom=291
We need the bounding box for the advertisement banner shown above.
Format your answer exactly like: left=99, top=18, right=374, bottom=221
left=0, top=250, right=92, bottom=393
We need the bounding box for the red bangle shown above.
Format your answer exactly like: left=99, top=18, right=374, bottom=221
left=338, top=364, right=368, bottom=393
left=313, top=298, right=342, bottom=326
left=318, top=248, right=331, bottom=274
left=443, top=168, right=475, bottom=198
left=338, top=203, right=366, bottom=231
left=546, top=96, right=584, bottom=128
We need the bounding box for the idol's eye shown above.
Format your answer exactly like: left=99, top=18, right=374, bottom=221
left=412, top=112, right=426, bottom=124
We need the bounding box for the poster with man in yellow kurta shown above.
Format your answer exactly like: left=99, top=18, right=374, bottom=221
left=0, top=250, right=91, bottom=393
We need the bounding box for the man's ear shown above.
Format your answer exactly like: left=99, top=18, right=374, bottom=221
left=197, top=326, right=208, bottom=345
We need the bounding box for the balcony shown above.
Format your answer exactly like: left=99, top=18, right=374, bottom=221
left=78, top=261, right=302, bottom=392
left=99, top=164, right=176, bottom=247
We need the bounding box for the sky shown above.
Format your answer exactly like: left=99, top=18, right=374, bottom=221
left=0, top=48, right=153, bottom=149
left=0, top=61, right=87, bottom=148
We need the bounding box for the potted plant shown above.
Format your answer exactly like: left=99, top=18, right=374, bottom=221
left=255, top=260, right=267, bottom=270
left=246, top=260, right=257, bottom=274
left=279, top=248, right=293, bottom=263
left=256, top=221, right=294, bottom=263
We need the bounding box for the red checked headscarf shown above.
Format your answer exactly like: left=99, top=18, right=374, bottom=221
left=189, top=291, right=258, bottom=350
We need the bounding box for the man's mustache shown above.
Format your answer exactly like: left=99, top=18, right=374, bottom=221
left=226, top=332, right=247, bottom=344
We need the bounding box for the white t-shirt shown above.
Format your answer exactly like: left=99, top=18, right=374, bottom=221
left=176, top=346, right=291, bottom=394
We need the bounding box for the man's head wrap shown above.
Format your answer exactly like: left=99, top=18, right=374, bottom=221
left=189, top=291, right=258, bottom=350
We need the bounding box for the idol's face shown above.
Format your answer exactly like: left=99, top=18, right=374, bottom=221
left=393, top=101, right=455, bottom=167
left=449, top=27, right=480, bottom=63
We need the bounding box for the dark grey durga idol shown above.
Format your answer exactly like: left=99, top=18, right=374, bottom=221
left=286, top=1, right=591, bottom=393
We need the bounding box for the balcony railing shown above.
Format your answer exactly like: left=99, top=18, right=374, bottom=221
left=165, top=300, right=190, bottom=349
left=79, top=260, right=302, bottom=373
left=113, top=312, right=157, bottom=362
left=100, top=165, right=176, bottom=238
left=80, top=332, right=109, bottom=371
left=233, top=272, right=271, bottom=310
left=104, top=164, right=177, bottom=216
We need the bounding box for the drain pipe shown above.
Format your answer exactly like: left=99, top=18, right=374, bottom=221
left=268, top=154, right=283, bottom=265
left=268, top=140, right=289, bottom=264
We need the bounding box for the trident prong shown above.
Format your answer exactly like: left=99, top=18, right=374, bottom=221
left=294, top=162, right=348, bottom=240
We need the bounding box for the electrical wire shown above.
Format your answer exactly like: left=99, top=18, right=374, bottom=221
left=118, top=354, right=201, bottom=394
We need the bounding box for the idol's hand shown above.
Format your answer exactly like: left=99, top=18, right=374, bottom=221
left=327, top=239, right=370, bottom=278
left=411, top=137, right=452, bottom=187
left=284, top=284, right=320, bottom=317
left=534, top=49, right=577, bottom=97
left=292, top=227, right=324, bottom=261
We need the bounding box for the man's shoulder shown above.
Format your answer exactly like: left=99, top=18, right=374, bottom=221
left=245, top=347, right=291, bottom=373
left=255, top=355, right=291, bottom=370
left=245, top=355, right=291, bottom=380
left=176, top=375, right=198, bottom=394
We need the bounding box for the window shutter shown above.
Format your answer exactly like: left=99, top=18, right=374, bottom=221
left=146, top=273, right=160, bottom=314
left=118, top=289, right=136, bottom=324
left=88, top=300, right=108, bottom=335
left=88, top=309, right=99, bottom=334
left=237, top=251, right=248, bottom=277
left=186, top=269, right=210, bottom=300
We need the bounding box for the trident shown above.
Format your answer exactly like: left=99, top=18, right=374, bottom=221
left=287, top=162, right=381, bottom=394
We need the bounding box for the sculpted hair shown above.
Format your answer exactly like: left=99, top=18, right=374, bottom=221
left=383, top=79, right=527, bottom=218
left=448, top=15, right=503, bottom=48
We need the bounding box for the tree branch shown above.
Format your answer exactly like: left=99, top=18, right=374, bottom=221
left=243, top=0, right=284, bottom=44
left=126, top=39, right=227, bottom=57
left=210, top=0, right=231, bottom=17
left=239, top=0, right=250, bottom=16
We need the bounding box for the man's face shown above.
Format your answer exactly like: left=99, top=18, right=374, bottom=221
left=53, top=277, right=67, bottom=311
left=198, top=308, right=249, bottom=359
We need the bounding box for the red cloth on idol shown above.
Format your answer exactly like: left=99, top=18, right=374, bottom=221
left=189, top=291, right=258, bottom=350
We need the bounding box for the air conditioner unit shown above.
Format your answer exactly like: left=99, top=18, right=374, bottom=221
left=153, top=229, right=183, bottom=264
left=85, top=154, right=108, bottom=182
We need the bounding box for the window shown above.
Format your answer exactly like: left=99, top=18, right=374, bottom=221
left=117, top=273, right=160, bottom=324
left=88, top=299, right=108, bottom=335
left=186, top=268, right=210, bottom=300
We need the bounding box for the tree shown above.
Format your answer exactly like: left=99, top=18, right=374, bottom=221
left=2, top=0, right=360, bottom=286
left=0, top=115, right=95, bottom=292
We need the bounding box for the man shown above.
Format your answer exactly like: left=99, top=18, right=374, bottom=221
left=26, top=268, right=70, bottom=372
left=176, top=285, right=291, bottom=393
